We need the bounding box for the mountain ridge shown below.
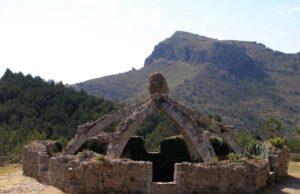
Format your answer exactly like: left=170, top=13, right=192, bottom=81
left=74, top=31, right=300, bottom=136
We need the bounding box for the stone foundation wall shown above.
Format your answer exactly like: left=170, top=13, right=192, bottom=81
left=174, top=160, right=270, bottom=194
left=48, top=154, right=152, bottom=194
left=22, top=141, right=41, bottom=179
left=23, top=142, right=152, bottom=194
left=269, top=146, right=289, bottom=180
left=151, top=182, right=176, bottom=194
left=23, top=141, right=287, bottom=194
left=22, top=140, right=61, bottom=182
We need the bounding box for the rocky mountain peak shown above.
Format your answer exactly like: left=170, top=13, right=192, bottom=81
left=74, top=31, right=300, bottom=134
left=145, top=31, right=266, bottom=80
left=171, top=31, right=212, bottom=40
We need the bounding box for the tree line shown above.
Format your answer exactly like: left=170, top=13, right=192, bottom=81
left=0, top=69, right=115, bottom=156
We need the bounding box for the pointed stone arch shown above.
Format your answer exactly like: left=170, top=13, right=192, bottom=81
left=63, top=103, right=145, bottom=154
left=63, top=72, right=241, bottom=163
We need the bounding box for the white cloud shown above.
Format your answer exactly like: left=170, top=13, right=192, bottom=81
left=274, top=4, right=300, bottom=18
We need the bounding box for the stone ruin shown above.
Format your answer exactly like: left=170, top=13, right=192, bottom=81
left=22, top=72, right=289, bottom=194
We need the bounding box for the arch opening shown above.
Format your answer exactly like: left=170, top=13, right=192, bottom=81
left=119, top=111, right=195, bottom=182
left=121, top=135, right=192, bottom=182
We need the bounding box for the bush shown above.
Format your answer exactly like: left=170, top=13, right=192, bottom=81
left=209, top=113, right=222, bottom=122
left=293, top=127, right=300, bottom=135
left=262, top=116, right=282, bottom=138
left=210, top=157, right=219, bottom=164
left=96, top=154, right=105, bottom=161
left=245, top=142, right=270, bottom=159
left=86, top=139, right=107, bottom=154
left=269, top=137, right=285, bottom=149
left=78, top=150, right=89, bottom=159
left=57, top=136, right=68, bottom=149
left=286, top=137, right=300, bottom=153
left=227, top=152, right=239, bottom=162
left=235, top=132, right=258, bottom=150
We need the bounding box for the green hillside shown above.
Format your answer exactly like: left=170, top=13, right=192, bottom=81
left=0, top=69, right=115, bottom=156
left=75, top=31, right=300, bottom=136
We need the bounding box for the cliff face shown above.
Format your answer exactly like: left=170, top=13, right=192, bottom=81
left=145, top=31, right=266, bottom=80
left=74, top=31, right=300, bottom=135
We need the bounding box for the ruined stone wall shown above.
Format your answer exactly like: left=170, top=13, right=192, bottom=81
left=174, top=160, right=270, bottom=194
left=269, top=146, right=289, bottom=180
left=49, top=154, right=152, bottom=194
left=22, top=141, right=41, bottom=179
left=23, top=141, right=286, bottom=194
left=22, top=141, right=61, bottom=182
left=151, top=182, right=176, bottom=194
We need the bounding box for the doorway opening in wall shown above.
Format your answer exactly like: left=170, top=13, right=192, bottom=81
left=120, top=111, right=193, bottom=182
left=120, top=135, right=232, bottom=182
left=121, top=135, right=192, bottom=182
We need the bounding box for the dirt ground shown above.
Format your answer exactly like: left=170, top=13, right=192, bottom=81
left=0, top=164, right=64, bottom=194
left=259, top=162, right=300, bottom=194
left=0, top=162, right=300, bottom=194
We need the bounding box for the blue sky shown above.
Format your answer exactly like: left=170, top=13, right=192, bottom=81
left=0, top=0, right=299, bottom=83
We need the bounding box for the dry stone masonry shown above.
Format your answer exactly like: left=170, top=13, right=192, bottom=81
left=22, top=72, right=289, bottom=194
left=64, top=72, right=242, bottom=162
left=174, top=160, right=270, bottom=194
left=269, top=146, right=290, bottom=180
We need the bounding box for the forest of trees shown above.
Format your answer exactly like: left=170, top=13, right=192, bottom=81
left=1, top=69, right=299, bottom=157
left=0, top=69, right=115, bottom=156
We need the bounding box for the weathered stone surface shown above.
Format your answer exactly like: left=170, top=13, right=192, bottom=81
left=46, top=141, right=62, bottom=156
left=164, top=97, right=242, bottom=154
left=22, top=140, right=61, bottom=182
left=49, top=152, right=152, bottom=194
left=63, top=103, right=144, bottom=155
left=106, top=101, right=155, bottom=159
left=22, top=141, right=42, bottom=179
left=269, top=146, right=289, bottom=180
left=148, top=72, right=169, bottom=98
left=160, top=99, right=216, bottom=162
left=22, top=140, right=277, bottom=194
left=151, top=182, right=176, bottom=194
left=174, top=159, right=270, bottom=194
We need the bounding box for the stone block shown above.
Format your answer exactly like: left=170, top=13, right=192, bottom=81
left=269, top=146, right=289, bottom=180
